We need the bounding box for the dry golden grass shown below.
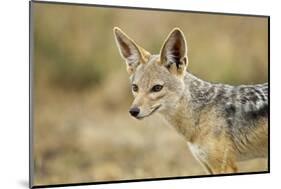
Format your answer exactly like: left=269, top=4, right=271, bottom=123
left=32, top=2, right=268, bottom=186
left=33, top=71, right=267, bottom=185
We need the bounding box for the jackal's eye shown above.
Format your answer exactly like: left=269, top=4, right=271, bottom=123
left=132, top=84, right=138, bottom=92
left=151, top=85, right=163, bottom=92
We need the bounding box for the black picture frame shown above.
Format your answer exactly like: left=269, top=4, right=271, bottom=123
left=29, top=1, right=270, bottom=188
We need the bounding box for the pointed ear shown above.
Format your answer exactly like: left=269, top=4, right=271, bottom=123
left=160, top=28, right=188, bottom=76
left=113, top=27, right=150, bottom=74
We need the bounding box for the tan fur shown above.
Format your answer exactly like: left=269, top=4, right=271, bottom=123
left=113, top=27, right=268, bottom=175
left=190, top=107, right=238, bottom=173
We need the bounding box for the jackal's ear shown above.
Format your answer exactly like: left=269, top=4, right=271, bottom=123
left=113, top=27, right=150, bottom=74
left=160, top=28, right=188, bottom=76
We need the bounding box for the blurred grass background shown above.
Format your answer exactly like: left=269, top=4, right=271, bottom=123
left=32, top=2, right=268, bottom=186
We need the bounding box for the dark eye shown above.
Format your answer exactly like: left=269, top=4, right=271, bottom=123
left=151, top=85, right=163, bottom=92
left=132, top=84, right=138, bottom=92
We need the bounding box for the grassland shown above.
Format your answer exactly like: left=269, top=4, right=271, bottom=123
left=32, top=2, right=268, bottom=185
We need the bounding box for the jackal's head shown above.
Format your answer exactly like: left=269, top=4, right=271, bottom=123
left=113, top=27, right=188, bottom=119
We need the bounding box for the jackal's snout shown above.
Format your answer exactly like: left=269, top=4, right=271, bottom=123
left=129, top=107, right=140, bottom=117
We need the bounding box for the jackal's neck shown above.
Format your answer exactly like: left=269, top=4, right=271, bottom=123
left=184, top=72, right=216, bottom=108
left=161, top=72, right=215, bottom=142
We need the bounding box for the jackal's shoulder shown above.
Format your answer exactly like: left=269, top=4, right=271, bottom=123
left=185, top=73, right=268, bottom=123
left=216, top=83, right=267, bottom=116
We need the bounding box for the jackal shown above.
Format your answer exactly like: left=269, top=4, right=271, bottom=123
left=113, top=27, right=268, bottom=174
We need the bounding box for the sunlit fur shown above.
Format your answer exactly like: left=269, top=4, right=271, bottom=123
left=114, top=27, right=268, bottom=174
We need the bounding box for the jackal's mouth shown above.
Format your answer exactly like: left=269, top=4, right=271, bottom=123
left=136, top=104, right=162, bottom=120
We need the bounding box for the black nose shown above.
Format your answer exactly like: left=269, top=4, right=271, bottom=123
left=129, top=107, right=140, bottom=117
